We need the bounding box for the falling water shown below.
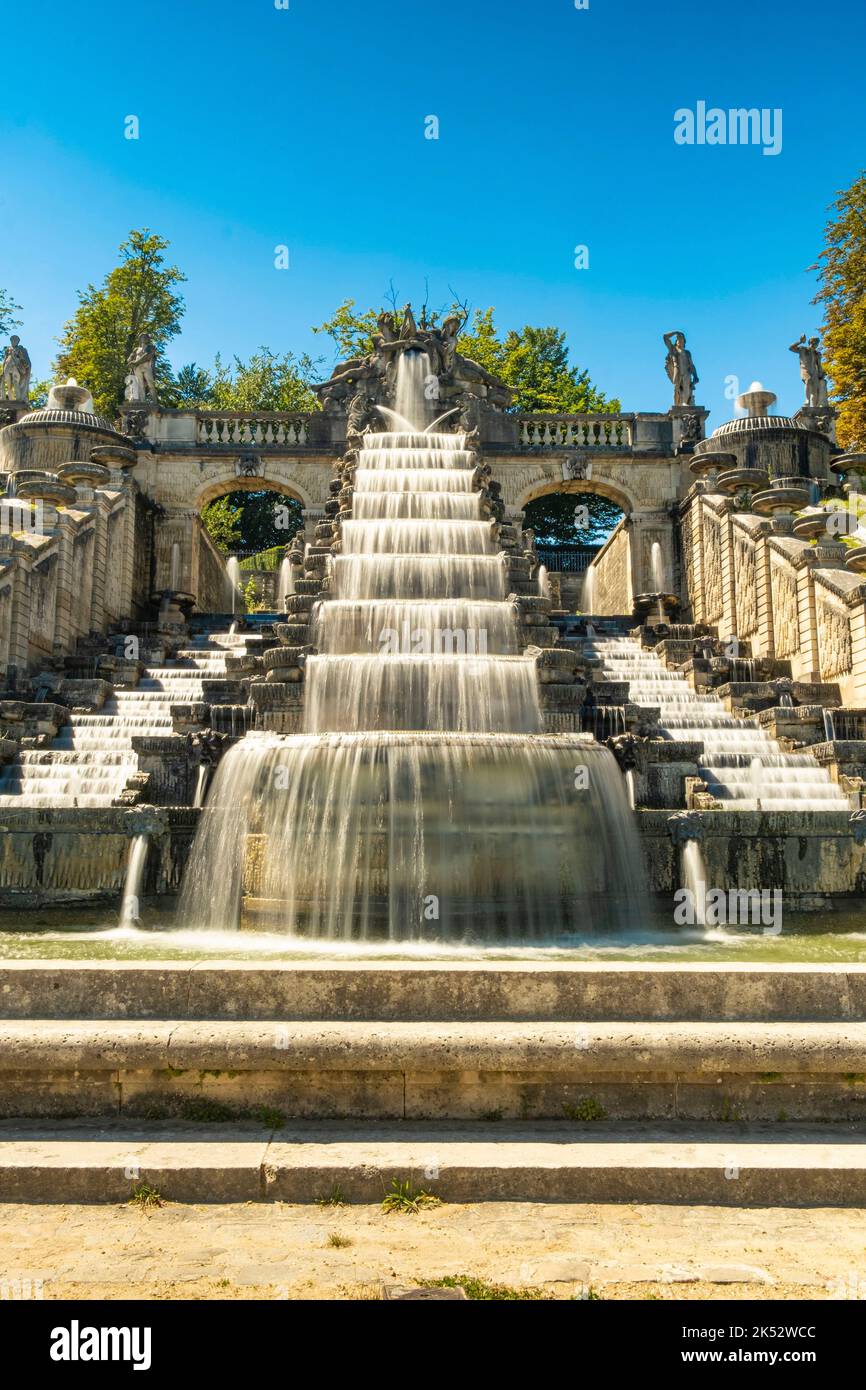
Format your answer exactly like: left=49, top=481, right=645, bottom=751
left=193, top=765, right=209, bottom=808
left=169, top=542, right=181, bottom=592
left=277, top=556, right=294, bottom=609
left=180, top=356, right=646, bottom=940
left=119, top=834, right=149, bottom=925
left=823, top=709, right=836, bottom=741
left=583, top=566, right=597, bottom=614
left=681, top=839, right=707, bottom=929
left=537, top=564, right=551, bottom=599
left=0, top=631, right=242, bottom=807
left=226, top=557, right=241, bottom=613
left=586, top=635, right=848, bottom=812
left=650, top=542, right=666, bottom=592
left=394, top=350, right=431, bottom=429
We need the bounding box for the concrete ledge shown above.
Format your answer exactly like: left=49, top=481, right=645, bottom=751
left=2, top=1019, right=865, bottom=1074
left=1, top=961, right=864, bottom=1022
left=1, top=1121, right=865, bottom=1205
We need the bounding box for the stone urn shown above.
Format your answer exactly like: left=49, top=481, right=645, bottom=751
left=844, top=545, right=866, bottom=575
left=13, top=473, right=79, bottom=507
left=633, top=592, right=680, bottom=624
left=792, top=506, right=832, bottom=541
left=716, top=466, right=769, bottom=499
left=90, top=444, right=138, bottom=472
left=689, top=450, right=737, bottom=490
left=56, top=462, right=112, bottom=490
left=831, top=452, right=866, bottom=497
left=752, top=478, right=812, bottom=528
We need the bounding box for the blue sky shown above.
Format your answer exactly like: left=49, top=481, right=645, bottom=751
left=2, top=0, right=864, bottom=422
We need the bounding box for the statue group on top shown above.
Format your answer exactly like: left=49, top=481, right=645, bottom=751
left=315, top=302, right=512, bottom=437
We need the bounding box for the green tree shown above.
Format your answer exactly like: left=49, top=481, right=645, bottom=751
left=200, top=496, right=242, bottom=553
left=0, top=289, right=22, bottom=338
left=523, top=492, right=623, bottom=546
left=201, top=490, right=304, bottom=554
left=312, top=298, right=383, bottom=361
left=168, top=348, right=321, bottom=413
left=814, top=171, right=866, bottom=448
left=171, top=362, right=214, bottom=407
left=55, top=229, right=186, bottom=418
left=459, top=309, right=620, bottom=415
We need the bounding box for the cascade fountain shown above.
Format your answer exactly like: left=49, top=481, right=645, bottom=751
left=179, top=355, right=644, bottom=940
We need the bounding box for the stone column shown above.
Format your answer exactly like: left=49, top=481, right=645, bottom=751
left=51, top=513, right=77, bottom=656
left=688, top=494, right=705, bottom=623
left=3, top=543, right=31, bottom=680
left=719, top=502, right=737, bottom=642
left=114, top=475, right=138, bottom=619
left=86, top=494, right=114, bottom=635
left=753, top=521, right=775, bottom=657
left=794, top=552, right=820, bottom=683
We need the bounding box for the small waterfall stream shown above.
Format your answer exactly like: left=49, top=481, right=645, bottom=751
left=119, top=834, right=149, bottom=926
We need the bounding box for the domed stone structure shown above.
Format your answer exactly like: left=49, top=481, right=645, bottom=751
left=0, top=380, right=133, bottom=476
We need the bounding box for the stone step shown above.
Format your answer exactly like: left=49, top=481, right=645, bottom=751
left=0, top=961, right=863, bottom=1022
left=3, top=1018, right=866, bottom=1121
left=0, top=1120, right=864, bottom=1205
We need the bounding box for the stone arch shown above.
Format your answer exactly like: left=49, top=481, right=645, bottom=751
left=194, top=473, right=312, bottom=513
left=516, top=474, right=637, bottom=517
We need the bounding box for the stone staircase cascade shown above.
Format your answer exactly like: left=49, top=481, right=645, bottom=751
left=586, top=634, right=849, bottom=811
left=1, top=960, right=865, bottom=1204
left=0, top=628, right=248, bottom=809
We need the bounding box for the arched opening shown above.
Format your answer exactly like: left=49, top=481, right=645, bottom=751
left=519, top=479, right=632, bottom=614
left=198, top=477, right=307, bottom=561
left=194, top=477, right=309, bottom=615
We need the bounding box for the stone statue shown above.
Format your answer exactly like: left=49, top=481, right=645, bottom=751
left=400, top=303, right=418, bottom=340
left=346, top=378, right=379, bottom=438
left=789, top=335, right=829, bottom=409
left=314, top=300, right=513, bottom=427
left=376, top=311, right=397, bottom=344
left=663, top=331, right=699, bottom=407
left=126, top=332, right=159, bottom=403
left=2, top=336, right=31, bottom=401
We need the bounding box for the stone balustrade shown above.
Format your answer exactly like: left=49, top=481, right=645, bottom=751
left=519, top=414, right=635, bottom=449
left=196, top=413, right=310, bottom=447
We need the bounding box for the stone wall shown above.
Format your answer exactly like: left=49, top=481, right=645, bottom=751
left=192, top=517, right=230, bottom=614
left=681, top=490, right=866, bottom=705
left=588, top=519, right=632, bottom=614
